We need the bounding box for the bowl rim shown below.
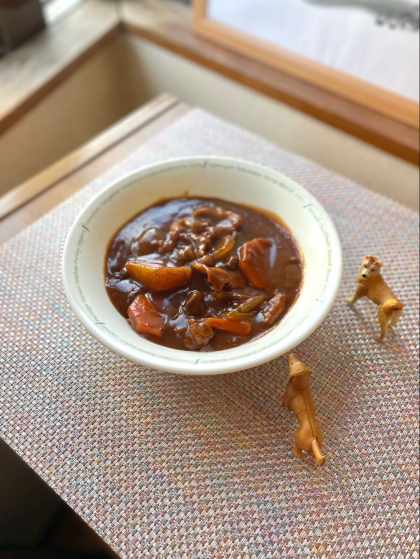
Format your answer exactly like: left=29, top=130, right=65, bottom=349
left=61, top=155, right=343, bottom=375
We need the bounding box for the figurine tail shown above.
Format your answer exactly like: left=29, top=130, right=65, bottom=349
left=312, top=438, right=325, bottom=466
left=382, top=299, right=403, bottom=315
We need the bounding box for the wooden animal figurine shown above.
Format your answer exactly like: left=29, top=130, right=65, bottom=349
left=282, top=354, right=325, bottom=465
left=347, top=255, right=404, bottom=341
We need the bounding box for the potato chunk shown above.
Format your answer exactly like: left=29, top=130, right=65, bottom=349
left=126, top=260, right=191, bottom=291
left=127, top=295, right=165, bottom=337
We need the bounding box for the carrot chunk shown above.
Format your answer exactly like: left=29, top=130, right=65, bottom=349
left=127, top=295, right=165, bottom=337
left=263, top=293, right=286, bottom=324
left=206, top=317, right=252, bottom=335
left=126, top=260, right=191, bottom=291
left=239, top=238, right=272, bottom=289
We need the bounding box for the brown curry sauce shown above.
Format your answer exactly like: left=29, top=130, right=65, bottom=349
left=105, top=197, right=302, bottom=351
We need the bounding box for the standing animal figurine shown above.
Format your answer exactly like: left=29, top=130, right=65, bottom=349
left=347, top=255, right=404, bottom=341
left=282, top=354, right=325, bottom=465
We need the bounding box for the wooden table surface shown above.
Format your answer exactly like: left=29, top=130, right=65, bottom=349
left=0, top=94, right=190, bottom=246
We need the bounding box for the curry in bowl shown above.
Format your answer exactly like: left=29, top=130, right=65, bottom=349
left=105, top=197, right=302, bottom=352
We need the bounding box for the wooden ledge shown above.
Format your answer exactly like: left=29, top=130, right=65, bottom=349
left=0, top=94, right=190, bottom=245
left=0, top=93, right=180, bottom=221
left=0, top=0, right=120, bottom=136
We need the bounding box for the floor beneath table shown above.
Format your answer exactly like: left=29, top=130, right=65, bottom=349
left=0, top=439, right=119, bottom=559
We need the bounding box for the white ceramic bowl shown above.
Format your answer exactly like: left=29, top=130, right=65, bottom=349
left=62, top=156, right=342, bottom=375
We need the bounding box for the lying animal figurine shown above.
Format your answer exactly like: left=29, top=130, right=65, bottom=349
left=282, top=354, right=325, bottom=465
left=347, top=255, right=404, bottom=341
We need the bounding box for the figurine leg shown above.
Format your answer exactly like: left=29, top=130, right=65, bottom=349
left=282, top=381, right=293, bottom=409
left=312, top=439, right=325, bottom=466
left=292, top=446, right=303, bottom=460
left=390, top=309, right=403, bottom=327
left=347, top=284, right=366, bottom=305
left=376, top=306, right=388, bottom=341
left=347, top=293, right=359, bottom=305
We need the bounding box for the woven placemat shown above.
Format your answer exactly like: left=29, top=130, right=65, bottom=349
left=0, top=110, right=418, bottom=558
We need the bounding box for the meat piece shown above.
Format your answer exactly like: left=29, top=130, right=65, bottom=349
left=186, top=232, right=212, bottom=257
left=185, top=319, right=214, bottom=348
left=184, top=217, right=210, bottom=233
left=171, top=207, right=243, bottom=260
left=197, top=254, right=214, bottom=267
left=126, top=260, right=191, bottom=291
left=263, top=293, right=286, bottom=324
left=193, top=206, right=243, bottom=229
left=207, top=223, right=235, bottom=241
left=196, top=236, right=212, bottom=257
left=226, top=255, right=239, bottom=270
left=191, top=262, right=247, bottom=292
left=184, top=291, right=206, bottom=317
left=157, top=239, right=176, bottom=254
left=127, top=295, right=165, bottom=337
left=169, top=219, right=186, bottom=242
left=190, top=260, right=209, bottom=274
left=179, top=245, right=196, bottom=261
left=227, top=212, right=242, bottom=229
left=206, top=267, right=235, bottom=292
left=239, top=238, right=272, bottom=289
left=205, top=317, right=252, bottom=335
left=157, top=219, right=186, bottom=254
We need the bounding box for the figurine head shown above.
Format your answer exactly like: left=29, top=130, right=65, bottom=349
left=283, top=354, right=311, bottom=406
left=360, top=255, right=382, bottom=279
left=288, top=353, right=310, bottom=378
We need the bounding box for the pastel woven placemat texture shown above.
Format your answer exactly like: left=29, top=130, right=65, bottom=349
left=0, top=110, right=418, bottom=559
